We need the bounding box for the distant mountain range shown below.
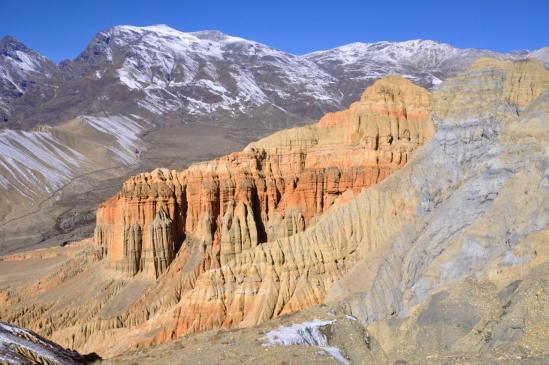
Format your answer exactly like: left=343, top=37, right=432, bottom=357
left=2, top=24, right=548, bottom=129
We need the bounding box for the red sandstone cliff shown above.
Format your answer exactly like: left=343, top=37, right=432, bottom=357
left=82, top=76, right=434, bottom=348
left=0, top=75, right=434, bottom=354
left=94, top=75, right=433, bottom=279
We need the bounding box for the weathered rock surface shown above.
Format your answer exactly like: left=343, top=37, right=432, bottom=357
left=94, top=75, right=433, bottom=278
left=1, top=59, right=549, bottom=362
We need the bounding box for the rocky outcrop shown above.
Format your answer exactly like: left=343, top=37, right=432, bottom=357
left=337, top=58, right=549, bottom=326
left=94, top=75, right=434, bottom=278
left=0, top=321, right=88, bottom=365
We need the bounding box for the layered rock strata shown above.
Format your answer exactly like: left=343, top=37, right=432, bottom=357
left=94, top=75, right=434, bottom=278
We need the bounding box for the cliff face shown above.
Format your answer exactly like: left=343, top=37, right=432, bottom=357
left=94, top=75, right=433, bottom=278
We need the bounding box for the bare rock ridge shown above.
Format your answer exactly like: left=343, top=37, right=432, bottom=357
left=94, top=75, right=433, bottom=278
left=328, top=58, right=549, bottom=362
left=0, top=321, right=88, bottom=365
left=1, top=59, right=548, bottom=361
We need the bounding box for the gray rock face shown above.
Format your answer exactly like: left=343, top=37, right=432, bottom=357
left=342, top=60, right=549, bottom=330
left=0, top=321, right=88, bottom=364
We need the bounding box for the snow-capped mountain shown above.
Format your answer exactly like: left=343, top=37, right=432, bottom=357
left=1, top=26, right=548, bottom=129
left=303, top=39, right=504, bottom=105
left=0, top=36, right=57, bottom=121
left=74, top=25, right=340, bottom=118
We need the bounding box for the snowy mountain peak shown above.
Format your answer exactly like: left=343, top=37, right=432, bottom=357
left=396, top=38, right=453, bottom=48
left=112, top=23, right=185, bottom=34
left=101, top=24, right=250, bottom=48
left=529, top=47, right=549, bottom=64
left=120, top=23, right=175, bottom=32
left=0, top=35, right=54, bottom=74
left=306, top=39, right=445, bottom=54
left=77, top=24, right=252, bottom=68
left=304, top=39, right=461, bottom=64
left=108, top=23, right=193, bottom=40
left=0, top=35, right=57, bottom=119
left=73, top=24, right=338, bottom=116
left=0, top=35, right=28, bottom=52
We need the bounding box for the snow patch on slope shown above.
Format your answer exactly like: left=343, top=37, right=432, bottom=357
left=83, top=115, right=148, bottom=164
left=0, top=115, right=148, bottom=201
left=12, top=50, right=41, bottom=73
left=263, top=319, right=350, bottom=365
left=0, top=129, right=85, bottom=196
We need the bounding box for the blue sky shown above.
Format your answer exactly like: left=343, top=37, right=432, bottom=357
left=1, top=0, right=548, bottom=63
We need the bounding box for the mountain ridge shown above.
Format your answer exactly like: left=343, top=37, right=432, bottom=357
left=2, top=25, right=548, bottom=129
